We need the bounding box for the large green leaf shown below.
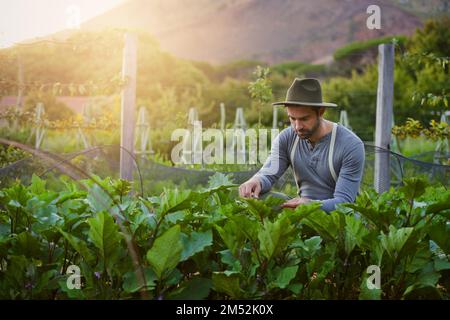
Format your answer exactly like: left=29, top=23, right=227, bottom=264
left=359, top=275, right=381, bottom=300
left=434, top=257, right=450, bottom=271
left=258, top=218, right=293, bottom=261
left=215, top=220, right=246, bottom=256
left=429, top=221, right=450, bottom=255
left=403, top=269, right=441, bottom=298
left=167, top=277, right=212, bottom=300
left=53, top=190, right=86, bottom=206
left=206, top=172, right=235, bottom=189
left=58, top=229, right=94, bottom=263
left=344, top=215, right=369, bottom=256
left=400, top=178, right=427, bottom=201
left=87, top=211, right=122, bottom=269
left=160, top=189, right=194, bottom=215
left=30, top=198, right=61, bottom=236
left=240, top=197, right=274, bottom=219
left=2, top=255, right=29, bottom=297
left=86, top=184, right=112, bottom=212
left=291, top=236, right=322, bottom=258
left=212, top=272, right=243, bottom=299
left=231, top=214, right=259, bottom=242
left=406, top=243, right=432, bottom=273
left=380, top=226, right=413, bottom=259
left=122, top=268, right=157, bottom=293
left=425, top=191, right=450, bottom=217
left=4, top=183, right=31, bottom=209
left=180, top=230, right=213, bottom=261
left=218, top=249, right=243, bottom=274
left=271, top=266, right=298, bottom=289
left=301, top=210, right=341, bottom=241
left=345, top=190, right=399, bottom=230
left=13, top=232, right=41, bottom=258
left=146, top=225, right=182, bottom=279
left=29, top=174, right=46, bottom=195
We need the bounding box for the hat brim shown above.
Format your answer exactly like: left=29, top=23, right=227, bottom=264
left=272, top=101, right=337, bottom=108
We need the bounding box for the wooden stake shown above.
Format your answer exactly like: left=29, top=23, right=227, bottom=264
left=120, top=33, right=137, bottom=181
left=374, top=44, right=394, bottom=193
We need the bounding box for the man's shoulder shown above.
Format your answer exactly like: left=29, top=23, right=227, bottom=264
left=337, top=124, right=364, bottom=145
left=276, top=126, right=296, bottom=142
left=336, top=125, right=365, bottom=157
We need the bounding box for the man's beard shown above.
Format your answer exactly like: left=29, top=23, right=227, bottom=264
left=296, top=117, right=321, bottom=140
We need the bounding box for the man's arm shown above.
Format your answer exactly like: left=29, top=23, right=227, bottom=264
left=320, top=141, right=365, bottom=212
left=253, top=131, right=291, bottom=194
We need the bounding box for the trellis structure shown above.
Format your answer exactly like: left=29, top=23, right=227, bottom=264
left=28, top=103, right=46, bottom=149
left=181, top=107, right=202, bottom=164
left=76, top=103, right=93, bottom=149
left=134, top=106, right=154, bottom=158
left=230, top=107, right=247, bottom=163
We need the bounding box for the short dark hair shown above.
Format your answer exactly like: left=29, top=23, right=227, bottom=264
left=311, top=107, right=320, bottom=116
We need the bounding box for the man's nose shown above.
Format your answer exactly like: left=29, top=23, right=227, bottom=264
left=295, top=120, right=303, bottom=131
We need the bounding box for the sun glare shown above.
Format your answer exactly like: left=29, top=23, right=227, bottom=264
left=0, top=0, right=126, bottom=48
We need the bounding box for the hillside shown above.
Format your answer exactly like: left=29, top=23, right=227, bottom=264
left=79, top=0, right=424, bottom=64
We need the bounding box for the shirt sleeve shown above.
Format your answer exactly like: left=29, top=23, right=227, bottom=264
left=253, top=130, right=291, bottom=194
left=320, top=141, right=365, bottom=213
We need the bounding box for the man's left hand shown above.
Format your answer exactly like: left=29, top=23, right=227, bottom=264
left=281, top=196, right=312, bottom=209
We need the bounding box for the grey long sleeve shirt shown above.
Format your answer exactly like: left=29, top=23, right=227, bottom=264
left=254, top=123, right=365, bottom=213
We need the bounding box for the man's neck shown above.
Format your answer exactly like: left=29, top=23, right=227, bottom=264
left=308, top=119, right=333, bottom=146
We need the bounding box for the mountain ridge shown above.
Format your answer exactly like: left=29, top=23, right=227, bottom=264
left=78, top=0, right=425, bottom=64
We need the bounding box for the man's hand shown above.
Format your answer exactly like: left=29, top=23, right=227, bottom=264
left=281, top=196, right=311, bottom=209
left=239, top=177, right=262, bottom=198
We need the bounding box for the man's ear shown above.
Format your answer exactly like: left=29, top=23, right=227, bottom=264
left=319, top=107, right=326, bottom=117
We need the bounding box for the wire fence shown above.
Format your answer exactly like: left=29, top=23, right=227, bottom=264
left=1, top=143, right=448, bottom=197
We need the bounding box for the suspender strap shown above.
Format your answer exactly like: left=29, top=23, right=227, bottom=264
left=328, top=123, right=338, bottom=182
left=290, top=135, right=300, bottom=193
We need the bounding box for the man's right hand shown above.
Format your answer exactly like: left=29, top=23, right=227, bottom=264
left=239, top=177, right=262, bottom=198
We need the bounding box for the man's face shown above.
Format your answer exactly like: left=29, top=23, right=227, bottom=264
left=286, top=106, right=322, bottom=140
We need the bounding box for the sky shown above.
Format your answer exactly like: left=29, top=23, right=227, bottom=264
left=0, top=0, right=126, bottom=48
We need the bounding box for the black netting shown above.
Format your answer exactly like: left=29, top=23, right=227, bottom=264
left=0, top=143, right=449, bottom=196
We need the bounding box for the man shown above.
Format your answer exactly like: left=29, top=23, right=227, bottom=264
left=239, top=78, right=365, bottom=213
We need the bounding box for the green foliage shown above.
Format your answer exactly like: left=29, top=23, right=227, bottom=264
left=0, top=145, right=29, bottom=168
left=334, top=36, right=407, bottom=60
left=248, top=66, right=273, bottom=127
left=1, top=173, right=448, bottom=300
left=146, top=225, right=183, bottom=279
left=271, top=61, right=326, bottom=77
left=87, top=211, right=123, bottom=271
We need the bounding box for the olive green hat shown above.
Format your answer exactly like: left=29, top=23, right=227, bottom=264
left=272, top=78, right=337, bottom=108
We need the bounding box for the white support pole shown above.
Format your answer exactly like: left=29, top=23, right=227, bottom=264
left=339, top=110, right=351, bottom=130
left=135, top=106, right=154, bottom=157
left=34, top=103, right=46, bottom=149
left=181, top=107, right=199, bottom=164
left=374, top=44, right=394, bottom=193
left=434, top=113, right=449, bottom=164
left=77, top=103, right=91, bottom=149
left=234, top=107, right=246, bottom=129
left=220, top=102, right=226, bottom=131
left=188, top=107, right=198, bottom=125
left=272, top=106, right=278, bottom=129
left=192, top=120, right=203, bottom=165
left=233, top=108, right=246, bottom=162
left=120, top=33, right=137, bottom=181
